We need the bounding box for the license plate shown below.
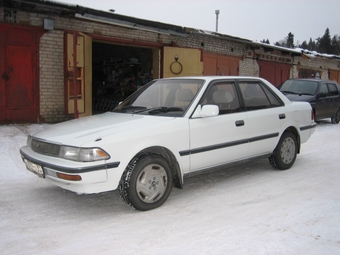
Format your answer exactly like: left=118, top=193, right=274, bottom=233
left=23, top=159, right=44, bottom=178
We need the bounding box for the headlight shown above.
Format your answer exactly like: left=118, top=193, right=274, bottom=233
left=59, top=146, right=110, bottom=162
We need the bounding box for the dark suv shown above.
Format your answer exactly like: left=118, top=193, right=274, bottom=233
left=279, top=78, right=340, bottom=124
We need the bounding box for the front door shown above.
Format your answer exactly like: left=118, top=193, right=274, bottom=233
left=0, top=24, right=43, bottom=123
left=189, top=80, right=248, bottom=172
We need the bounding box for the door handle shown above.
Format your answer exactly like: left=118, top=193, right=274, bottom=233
left=2, top=73, right=9, bottom=81
left=279, top=113, right=286, bottom=119
left=235, top=120, right=245, bottom=127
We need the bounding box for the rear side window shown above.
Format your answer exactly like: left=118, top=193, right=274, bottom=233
left=239, top=81, right=283, bottom=111
left=327, top=83, right=339, bottom=96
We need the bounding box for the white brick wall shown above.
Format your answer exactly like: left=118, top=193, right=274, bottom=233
left=39, top=31, right=68, bottom=122
left=1, top=5, right=339, bottom=122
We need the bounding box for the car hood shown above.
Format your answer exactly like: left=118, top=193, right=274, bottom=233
left=32, top=112, right=175, bottom=146
left=283, top=93, right=315, bottom=102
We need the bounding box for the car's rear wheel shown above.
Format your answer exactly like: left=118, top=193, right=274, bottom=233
left=119, top=154, right=173, bottom=211
left=269, top=131, right=297, bottom=170
left=331, top=108, right=340, bottom=124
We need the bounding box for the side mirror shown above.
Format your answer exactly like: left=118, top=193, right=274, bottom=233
left=192, top=105, right=219, bottom=118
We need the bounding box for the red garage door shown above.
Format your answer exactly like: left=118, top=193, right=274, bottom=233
left=258, top=60, right=291, bottom=87
left=0, top=24, right=43, bottom=123
left=203, top=53, right=240, bottom=76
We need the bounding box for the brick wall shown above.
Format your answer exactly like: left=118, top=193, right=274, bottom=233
left=1, top=4, right=339, bottom=122
left=39, top=30, right=69, bottom=123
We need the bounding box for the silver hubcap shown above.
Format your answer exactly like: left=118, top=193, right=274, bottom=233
left=136, top=164, right=168, bottom=203
left=280, top=137, right=295, bottom=164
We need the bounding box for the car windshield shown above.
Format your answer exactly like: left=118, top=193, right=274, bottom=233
left=280, top=80, right=318, bottom=95
left=113, top=79, right=205, bottom=117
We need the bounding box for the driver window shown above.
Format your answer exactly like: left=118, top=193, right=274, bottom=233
left=201, top=82, right=240, bottom=115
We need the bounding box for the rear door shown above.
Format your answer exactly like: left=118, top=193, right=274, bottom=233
left=326, top=83, right=340, bottom=117
left=315, top=82, right=333, bottom=119
left=238, top=80, right=285, bottom=156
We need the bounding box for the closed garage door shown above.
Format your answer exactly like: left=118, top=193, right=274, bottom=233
left=203, top=53, right=240, bottom=76
left=258, top=60, right=291, bottom=87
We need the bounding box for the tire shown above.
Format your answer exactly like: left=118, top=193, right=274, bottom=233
left=119, top=154, right=173, bottom=211
left=269, top=131, right=297, bottom=170
left=331, top=108, right=340, bottom=124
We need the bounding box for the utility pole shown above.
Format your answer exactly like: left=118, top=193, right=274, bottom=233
left=215, top=10, right=220, bottom=32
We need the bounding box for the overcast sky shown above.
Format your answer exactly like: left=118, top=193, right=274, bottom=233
left=56, top=0, right=340, bottom=45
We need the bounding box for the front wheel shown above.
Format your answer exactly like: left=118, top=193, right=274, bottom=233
left=269, top=131, right=297, bottom=170
left=331, top=108, right=340, bottom=124
left=119, top=154, right=173, bottom=211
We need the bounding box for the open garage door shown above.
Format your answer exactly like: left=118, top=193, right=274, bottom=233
left=91, top=42, right=158, bottom=113
left=65, top=32, right=92, bottom=118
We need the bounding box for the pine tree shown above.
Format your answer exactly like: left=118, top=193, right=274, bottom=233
left=317, top=28, right=332, bottom=53
left=286, top=32, right=295, bottom=48
left=331, top=35, right=340, bottom=55
left=300, top=40, right=308, bottom=50
left=308, top=38, right=317, bottom=51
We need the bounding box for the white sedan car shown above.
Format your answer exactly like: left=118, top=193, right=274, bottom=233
left=20, top=76, right=316, bottom=210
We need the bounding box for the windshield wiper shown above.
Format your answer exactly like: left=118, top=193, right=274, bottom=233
left=299, top=93, right=313, bottom=96
left=113, top=105, right=147, bottom=113
left=134, top=107, right=183, bottom=114
left=281, top=91, right=297, bottom=95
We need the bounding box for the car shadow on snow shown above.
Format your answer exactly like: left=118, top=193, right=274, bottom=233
left=26, top=155, right=294, bottom=220
left=315, top=118, right=334, bottom=125
left=27, top=157, right=277, bottom=215
left=170, top=158, right=275, bottom=200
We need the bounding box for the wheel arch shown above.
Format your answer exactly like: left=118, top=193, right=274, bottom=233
left=284, top=126, right=301, bottom=154
left=134, top=146, right=183, bottom=189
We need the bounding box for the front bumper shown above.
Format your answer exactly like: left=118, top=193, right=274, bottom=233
left=20, top=146, right=121, bottom=194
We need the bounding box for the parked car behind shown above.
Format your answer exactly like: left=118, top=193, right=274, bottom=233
left=279, top=78, right=340, bottom=124
left=20, top=76, right=316, bottom=211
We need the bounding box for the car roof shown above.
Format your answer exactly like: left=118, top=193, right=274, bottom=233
left=285, top=78, right=334, bottom=83
left=160, top=76, right=268, bottom=82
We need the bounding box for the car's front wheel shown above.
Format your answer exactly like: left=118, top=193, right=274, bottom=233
left=269, top=131, right=297, bottom=170
left=119, top=154, right=173, bottom=211
left=331, top=108, right=340, bottom=124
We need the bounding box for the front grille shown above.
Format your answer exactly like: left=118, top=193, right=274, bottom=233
left=31, top=139, right=61, bottom=157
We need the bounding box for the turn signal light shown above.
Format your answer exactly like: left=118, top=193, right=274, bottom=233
left=56, top=172, right=82, bottom=181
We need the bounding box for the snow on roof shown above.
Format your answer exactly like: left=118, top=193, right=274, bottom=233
left=250, top=41, right=340, bottom=60
left=26, top=1, right=340, bottom=60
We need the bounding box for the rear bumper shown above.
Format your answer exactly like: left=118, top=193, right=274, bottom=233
left=300, top=122, right=317, bottom=143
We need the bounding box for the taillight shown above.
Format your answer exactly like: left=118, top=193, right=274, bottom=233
left=311, top=110, right=315, bottom=120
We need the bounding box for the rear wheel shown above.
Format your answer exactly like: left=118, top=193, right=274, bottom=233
left=331, top=108, right=340, bottom=124
left=269, top=131, right=297, bottom=170
left=119, top=154, right=173, bottom=211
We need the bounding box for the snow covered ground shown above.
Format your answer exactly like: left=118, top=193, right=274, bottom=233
left=1, top=121, right=339, bottom=255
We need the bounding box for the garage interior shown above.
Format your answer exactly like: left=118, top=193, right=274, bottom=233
left=92, top=42, right=156, bottom=113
